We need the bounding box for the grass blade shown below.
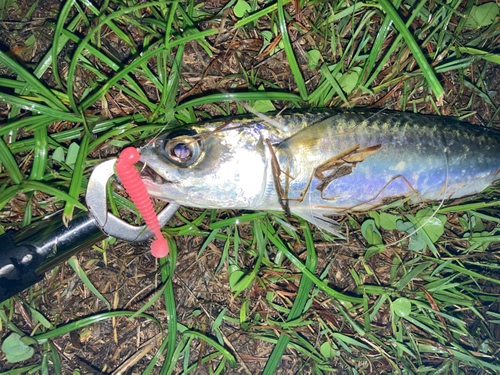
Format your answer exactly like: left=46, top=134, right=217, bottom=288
left=320, top=64, right=349, bottom=106
left=30, top=14, right=83, bottom=82
left=263, top=218, right=318, bottom=374
left=0, top=115, right=52, bottom=137
left=160, top=236, right=178, bottom=374
left=458, top=47, right=500, bottom=65
left=32, top=311, right=160, bottom=341
left=63, top=134, right=89, bottom=223
left=232, top=220, right=265, bottom=298
left=0, top=185, right=20, bottom=211
left=48, top=341, right=61, bottom=374
left=67, top=256, right=110, bottom=310
left=265, top=221, right=363, bottom=304
left=0, top=365, right=42, bottom=374
left=0, top=92, right=86, bottom=122
left=210, top=212, right=267, bottom=229
left=183, top=330, right=237, bottom=368
left=377, top=0, right=444, bottom=102
left=394, top=262, right=433, bottom=291
left=67, top=2, right=161, bottom=112
left=28, top=127, right=48, bottom=181
left=51, top=0, right=76, bottom=92
left=177, top=92, right=301, bottom=111
left=0, top=137, right=23, bottom=184
left=0, top=51, right=66, bottom=111
left=235, top=0, right=290, bottom=28
left=277, top=0, right=307, bottom=99
left=127, top=283, right=169, bottom=321
left=358, top=0, right=402, bottom=86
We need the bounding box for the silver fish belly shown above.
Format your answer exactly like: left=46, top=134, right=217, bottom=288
left=139, top=110, right=500, bottom=231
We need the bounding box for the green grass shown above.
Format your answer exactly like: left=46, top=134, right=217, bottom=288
left=0, top=0, right=500, bottom=373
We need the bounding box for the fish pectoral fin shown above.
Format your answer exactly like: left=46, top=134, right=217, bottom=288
left=291, top=208, right=345, bottom=239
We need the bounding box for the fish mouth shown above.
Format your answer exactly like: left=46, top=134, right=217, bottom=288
left=137, top=161, right=170, bottom=185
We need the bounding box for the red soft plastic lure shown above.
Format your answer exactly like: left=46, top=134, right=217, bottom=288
left=115, top=147, right=169, bottom=258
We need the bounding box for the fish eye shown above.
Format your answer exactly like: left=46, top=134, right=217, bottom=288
left=163, top=136, right=201, bottom=167
left=173, top=143, right=191, bottom=159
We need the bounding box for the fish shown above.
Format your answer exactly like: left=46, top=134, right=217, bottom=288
left=138, top=109, right=500, bottom=233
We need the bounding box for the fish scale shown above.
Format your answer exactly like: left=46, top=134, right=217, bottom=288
left=270, top=112, right=500, bottom=213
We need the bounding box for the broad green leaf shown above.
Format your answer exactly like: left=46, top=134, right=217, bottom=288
left=380, top=212, right=399, bottom=230
left=392, top=297, right=412, bottom=318
left=2, top=333, right=32, bottom=356
left=52, top=146, right=65, bottom=163
left=234, top=0, right=292, bottom=28
left=336, top=67, right=362, bottom=94
left=1, top=333, right=35, bottom=363
left=187, top=309, right=202, bottom=319
left=227, top=264, right=239, bottom=275
left=306, top=49, right=322, bottom=70
left=396, top=220, right=425, bottom=251
left=361, top=219, right=383, bottom=245
left=415, top=208, right=446, bottom=243
left=368, top=211, right=380, bottom=227
left=365, top=245, right=386, bottom=260
left=229, top=270, right=246, bottom=291
left=252, top=99, right=275, bottom=113
left=65, top=142, right=80, bottom=167
left=5, top=349, right=35, bottom=364
left=458, top=214, right=469, bottom=230
left=252, top=86, right=275, bottom=112
left=408, top=232, right=426, bottom=251
left=261, top=30, right=273, bottom=41
left=320, top=341, right=336, bottom=359
left=464, top=3, right=499, bottom=29
left=234, top=0, right=251, bottom=17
